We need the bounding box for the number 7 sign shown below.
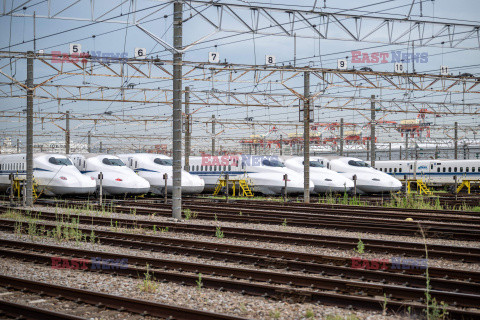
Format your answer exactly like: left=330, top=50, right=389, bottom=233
left=209, top=52, right=220, bottom=63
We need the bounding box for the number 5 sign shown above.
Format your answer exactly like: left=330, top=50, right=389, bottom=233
left=135, top=48, right=146, bottom=58
left=69, top=44, right=81, bottom=55
left=208, top=52, right=220, bottom=63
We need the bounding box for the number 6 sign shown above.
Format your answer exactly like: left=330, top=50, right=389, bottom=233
left=208, top=52, right=220, bottom=63
left=135, top=48, right=146, bottom=58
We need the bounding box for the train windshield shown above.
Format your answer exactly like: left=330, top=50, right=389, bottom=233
left=348, top=160, right=370, bottom=167
left=48, top=157, right=72, bottom=166
left=262, top=159, right=285, bottom=167
left=154, top=158, right=173, bottom=166
left=309, top=161, right=324, bottom=167
left=102, top=158, right=125, bottom=166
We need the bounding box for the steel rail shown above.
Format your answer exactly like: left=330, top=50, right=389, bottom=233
left=0, top=275, right=246, bottom=320
left=0, top=218, right=479, bottom=284
left=1, top=242, right=480, bottom=313
left=0, top=299, right=87, bottom=320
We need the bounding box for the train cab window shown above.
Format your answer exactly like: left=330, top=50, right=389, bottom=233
left=309, top=161, right=324, bottom=167
left=262, top=159, right=285, bottom=167
left=348, top=160, right=370, bottom=167
left=154, top=158, right=173, bottom=166
left=102, top=158, right=125, bottom=166
left=49, top=157, right=72, bottom=166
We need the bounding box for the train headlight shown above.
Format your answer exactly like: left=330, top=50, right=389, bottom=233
left=115, top=178, right=123, bottom=181
left=90, top=177, right=95, bottom=180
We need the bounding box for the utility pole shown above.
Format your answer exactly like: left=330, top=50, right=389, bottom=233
left=405, top=134, right=409, bottom=160
left=388, top=142, right=392, bottom=160
left=303, top=71, right=310, bottom=203
left=87, top=131, right=91, bottom=153
left=16, top=139, right=19, bottom=153
left=65, top=110, right=70, bottom=154
left=99, top=141, right=103, bottom=153
left=26, top=51, right=34, bottom=207
left=211, top=114, right=216, bottom=156
left=184, top=86, right=191, bottom=171
left=370, top=95, right=376, bottom=166
left=279, top=134, right=283, bottom=156
left=172, top=0, right=183, bottom=220
left=339, top=118, right=344, bottom=156
left=454, top=121, right=458, bottom=160
left=366, top=140, right=370, bottom=161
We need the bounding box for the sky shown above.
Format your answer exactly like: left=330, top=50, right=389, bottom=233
left=1, top=0, right=479, bottom=153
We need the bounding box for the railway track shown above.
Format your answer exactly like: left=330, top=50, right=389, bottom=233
left=1, top=236, right=480, bottom=318
left=35, top=199, right=480, bottom=241
left=0, top=274, right=245, bottom=320
left=0, top=299, right=87, bottom=320
left=2, top=206, right=480, bottom=262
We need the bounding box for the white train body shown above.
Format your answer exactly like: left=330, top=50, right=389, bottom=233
left=283, top=156, right=354, bottom=193
left=187, top=155, right=313, bottom=195
left=117, top=153, right=204, bottom=195
left=0, top=153, right=96, bottom=196
left=315, top=156, right=402, bottom=194
left=374, top=159, right=480, bottom=185
left=69, top=154, right=150, bottom=196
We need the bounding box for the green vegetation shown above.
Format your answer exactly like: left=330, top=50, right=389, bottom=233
left=304, top=309, right=315, bottom=318
left=215, top=226, right=224, bottom=239
left=269, top=309, right=281, bottom=319
left=354, top=236, right=365, bottom=254
left=138, top=264, right=158, bottom=293
left=183, top=208, right=198, bottom=220
left=196, top=273, right=203, bottom=290
left=325, top=314, right=359, bottom=320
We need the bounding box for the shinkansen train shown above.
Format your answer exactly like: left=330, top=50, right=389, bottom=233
left=0, top=153, right=96, bottom=196
left=314, top=156, right=402, bottom=193
left=186, top=155, right=313, bottom=195
left=282, top=156, right=354, bottom=193
left=374, top=159, right=480, bottom=185
left=69, top=154, right=150, bottom=195
left=117, top=153, right=204, bottom=194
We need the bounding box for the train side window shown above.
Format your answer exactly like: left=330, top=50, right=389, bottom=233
left=442, top=167, right=445, bottom=172
left=460, top=167, right=463, bottom=172
left=454, top=167, right=457, bottom=172
left=473, top=167, right=476, bottom=172
left=394, top=168, right=397, bottom=173
left=437, top=168, right=440, bottom=172
left=228, top=165, right=231, bottom=171
left=466, top=167, right=469, bottom=172
left=389, top=168, right=392, bottom=173
left=410, top=165, right=413, bottom=170
left=430, top=164, right=433, bottom=170
left=448, top=167, right=451, bottom=172
left=399, top=168, right=402, bottom=173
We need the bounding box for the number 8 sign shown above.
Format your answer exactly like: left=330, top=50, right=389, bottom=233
left=265, top=55, right=276, bottom=65
left=135, top=48, right=146, bottom=59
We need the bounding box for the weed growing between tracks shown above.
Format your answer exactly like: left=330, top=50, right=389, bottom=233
left=215, top=226, right=224, bottom=239
left=354, top=236, right=365, bottom=254
left=184, top=208, right=198, bottom=220
left=418, top=224, right=449, bottom=320
left=196, top=273, right=203, bottom=290
left=138, top=264, right=158, bottom=293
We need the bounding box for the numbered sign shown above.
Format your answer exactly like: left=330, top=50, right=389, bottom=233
left=337, top=59, right=347, bottom=70
left=394, top=63, right=405, bottom=73
left=265, top=55, right=276, bottom=65
left=440, top=65, right=449, bottom=76
left=69, top=43, right=81, bottom=55
left=208, top=52, right=220, bottom=63
left=38, top=49, right=44, bottom=54
left=135, top=48, right=146, bottom=59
